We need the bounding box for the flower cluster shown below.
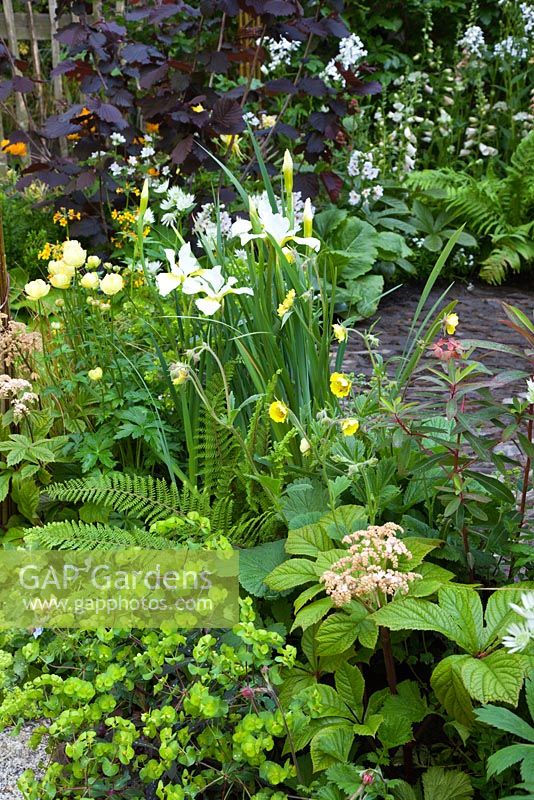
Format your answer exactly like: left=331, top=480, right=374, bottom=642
left=0, top=375, right=38, bottom=421
left=322, top=34, right=368, bottom=86
left=154, top=183, right=196, bottom=227
left=25, top=240, right=123, bottom=304
left=429, top=338, right=465, bottom=362
left=521, top=2, right=534, bottom=36
left=458, top=25, right=486, bottom=58
left=346, top=149, right=383, bottom=207
left=0, top=138, right=27, bottom=157
left=494, top=36, right=529, bottom=61
left=502, top=592, right=534, bottom=653
left=320, top=522, right=421, bottom=606
left=261, top=37, right=301, bottom=73
left=0, top=317, right=41, bottom=371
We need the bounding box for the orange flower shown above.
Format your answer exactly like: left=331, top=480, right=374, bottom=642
left=147, top=167, right=159, bottom=176
left=145, top=122, right=160, bottom=134
left=1, top=138, right=27, bottom=157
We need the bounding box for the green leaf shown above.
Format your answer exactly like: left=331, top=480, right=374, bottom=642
left=398, top=537, right=442, bottom=570
left=461, top=651, right=525, bottom=705
left=475, top=706, right=534, bottom=743
left=372, top=597, right=455, bottom=638
left=353, top=714, right=383, bottom=737
left=299, top=684, right=354, bottom=720
left=378, top=681, right=428, bottom=749
left=486, top=744, right=534, bottom=778
left=316, top=613, right=359, bottom=656
left=310, top=724, right=354, bottom=772
left=319, top=505, right=368, bottom=542
left=409, top=563, right=455, bottom=597
left=438, top=585, right=483, bottom=653
left=10, top=475, right=40, bottom=522
left=286, top=523, right=333, bottom=557
left=239, top=539, right=288, bottom=597
left=392, top=780, right=418, bottom=800
left=265, top=557, right=319, bottom=591
left=0, top=471, right=11, bottom=503
left=422, top=767, right=473, bottom=800
left=291, top=598, right=333, bottom=633
left=431, top=655, right=475, bottom=727
left=280, top=480, right=330, bottom=529
left=335, top=662, right=364, bottom=720
left=326, top=763, right=366, bottom=795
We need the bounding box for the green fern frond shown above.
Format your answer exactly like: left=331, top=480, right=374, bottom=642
left=47, top=474, right=182, bottom=524
left=25, top=520, right=173, bottom=550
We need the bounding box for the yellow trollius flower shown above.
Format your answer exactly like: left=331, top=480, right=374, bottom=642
left=443, top=312, right=459, bottom=335
left=49, top=273, right=72, bottom=289
left=269, top=400, right=289, bottom=423
left=24, top=279, right=50, bottom=300
left=100, top=273, right=124, bottom=296
left=81, top=272, right=100, bottom=290
left=330, top=372, right=352, bottom=398
left=341, top=418, right=359, bottom=436
left=88, top=367, right=103, bottom=381
left=62, top=240, right=87, bottom=268
left=277, top=288, right=296, bottom=318
left=86, top=255, right=101, bottom=269
left=332, top=323, right=348, bottom=343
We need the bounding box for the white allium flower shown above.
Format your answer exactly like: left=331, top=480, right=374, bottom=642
left=110, top=132, right=126, bottom=146
left=458, top=25, right=486, bottom=58
left=140, top=145, right=155, bottom=159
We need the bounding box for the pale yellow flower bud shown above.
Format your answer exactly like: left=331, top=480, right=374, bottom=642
left=303, top=198, right=313, bottom=239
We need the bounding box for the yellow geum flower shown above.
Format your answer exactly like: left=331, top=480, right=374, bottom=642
left=49, top=273, right=72, bottom=289
left=330, top=372, right=352, bottom=398
left=80, top=272, right=100, bottom=290
left=88, top=367, right=103, bottom=381
left=191, top=104, right=204, bottom=113
left=269, top=400, right=289, bottom=423
left=341, top=418, right=360, bottom=436
left=277, top=288, right=296, bottom=318
left=24, top=279, right=50, bottom=300
left=443, top=312, right=459, bottom=335
left=332, top=323, right=348, bottom=343
left=1, top=138, right=27, bottom=157
left=100, top=273, right=124, bottom=296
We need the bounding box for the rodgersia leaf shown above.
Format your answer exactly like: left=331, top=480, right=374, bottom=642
left=421, top=767, right=473, bottom=800
left=460, top=651, right=525, bottom=706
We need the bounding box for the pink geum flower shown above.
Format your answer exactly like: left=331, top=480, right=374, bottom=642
left=429, top=337, right=464, bottom=362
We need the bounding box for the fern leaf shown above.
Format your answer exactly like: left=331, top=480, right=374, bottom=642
left=24, top=520, right=172, bottom=550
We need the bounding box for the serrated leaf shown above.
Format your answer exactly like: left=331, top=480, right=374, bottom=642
left=239, top=539, right=288, bottom=597
left=326, top=763, right=366, bottom=795
left=438, top=585, right=483, bottom=653
left=475, top=705, right=534, bottom=743
left=10, top=475, right=40, bottom=522
left=0, top=472, right=11, bottom=503
left=409, top=563, right=455, bottom=597
left=398, top=537, right=442, bottom=570
left=431, top=655, right=475, bottom=727
left=372, top=597, right=456, bottom=638
left=353, top=713, right=383, bottom=737
left=286, top=522, right=333, bottom=557
left=310, top=724, right=354, bottom=772
left=316, top=613, right=359, bottom=656
left=265, top=557, right=319, bottom=591
left=422, top=767, right=473, bottom=800
left=335, top=662, right=364, bottom=720
left=461, top=651, right=525, bottom=705
left=486, top=744, right=534, bottom=778
left=291, top=598, right=333, bottom=632
left=378, top=681, right=428, bottom=749
left=294, top=583, right=326, bottom=613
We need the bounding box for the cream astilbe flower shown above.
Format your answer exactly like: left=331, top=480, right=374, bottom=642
left=231, top=196, right=320, bottom=251
left=182, top=264, right=253, bottom=316
left=320, top=522, right=421, bottom=607
left=155, top=243, right=203, bottom=297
